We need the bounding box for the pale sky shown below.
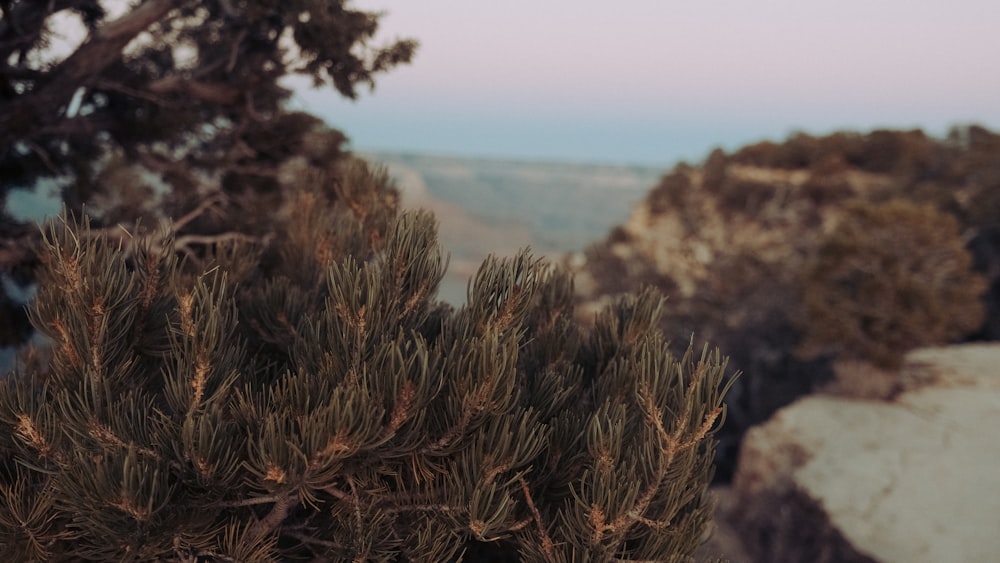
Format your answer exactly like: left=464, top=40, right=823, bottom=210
left=289, top=0, right=1000, bottom=166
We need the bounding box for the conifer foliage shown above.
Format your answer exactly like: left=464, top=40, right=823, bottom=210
left=0, top=162, right=726, bottom=561
left=0, top=164, right=731, bottom=561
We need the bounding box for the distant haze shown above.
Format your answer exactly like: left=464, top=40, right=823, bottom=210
left=289, top=1, right=1000, bottom=167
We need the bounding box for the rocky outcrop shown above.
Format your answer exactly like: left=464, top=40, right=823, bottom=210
left=570, top=127, right=1000, bottom=480
left=729, top=343, right=1000, bottom=563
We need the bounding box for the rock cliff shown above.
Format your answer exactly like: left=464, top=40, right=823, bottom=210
left=570, top=126, right=1000, bottom=479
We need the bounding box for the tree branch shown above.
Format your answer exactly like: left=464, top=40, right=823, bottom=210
left=0, top=0, right=84, bottom=62
left=0, top=0, right=187, bottom=147
left=248, top=491, right=297, bottom=541
left=147, top=75, right=243, bottom=105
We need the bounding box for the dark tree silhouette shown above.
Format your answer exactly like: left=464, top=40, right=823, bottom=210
left=0, top=0, right=416, bottom=349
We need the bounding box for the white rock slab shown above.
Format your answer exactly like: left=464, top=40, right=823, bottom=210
left=732, top=343, right=1000, bottom=563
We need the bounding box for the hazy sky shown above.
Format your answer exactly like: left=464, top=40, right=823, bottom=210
left=289, top=0, right=1000, bottom=166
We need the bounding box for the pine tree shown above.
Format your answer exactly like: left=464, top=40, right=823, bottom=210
left=0, top=162, right=733, bottom=561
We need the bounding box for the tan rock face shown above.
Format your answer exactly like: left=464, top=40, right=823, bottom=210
left=730, top=344, right=1000, bottom=563
left=570, top=156, right=873, bottom=480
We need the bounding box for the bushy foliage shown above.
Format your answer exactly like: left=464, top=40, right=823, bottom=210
left=0, top=165, right=732, bottom=561
left=796, top=199, right=986, bottom=369
left=729, top=129, right=936, bottom=175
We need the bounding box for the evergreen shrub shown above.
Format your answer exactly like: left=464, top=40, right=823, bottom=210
left=797, top=198, right=987, bottom=369
left=0, top=164, right=733, bottom=561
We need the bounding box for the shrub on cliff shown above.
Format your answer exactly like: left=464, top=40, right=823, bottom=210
left=0, top=165, right=733, bottom=561
left=797, top=198, right=987, bottom=369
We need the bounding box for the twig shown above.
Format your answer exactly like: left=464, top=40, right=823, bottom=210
left=219, top=492, right=293, bottom=508
left=174, top=232, right=261, bottom=250
left=93, top=78, right=171, bottom=105
left=173, top=193, right=226, bottom=231
left=381, top=503, right=463, bottom=515
left=285, top=530, right=345, bottom=551
left=519, top=475, right=555, bottom=559
left=248, top=491, right=297, bottom=540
